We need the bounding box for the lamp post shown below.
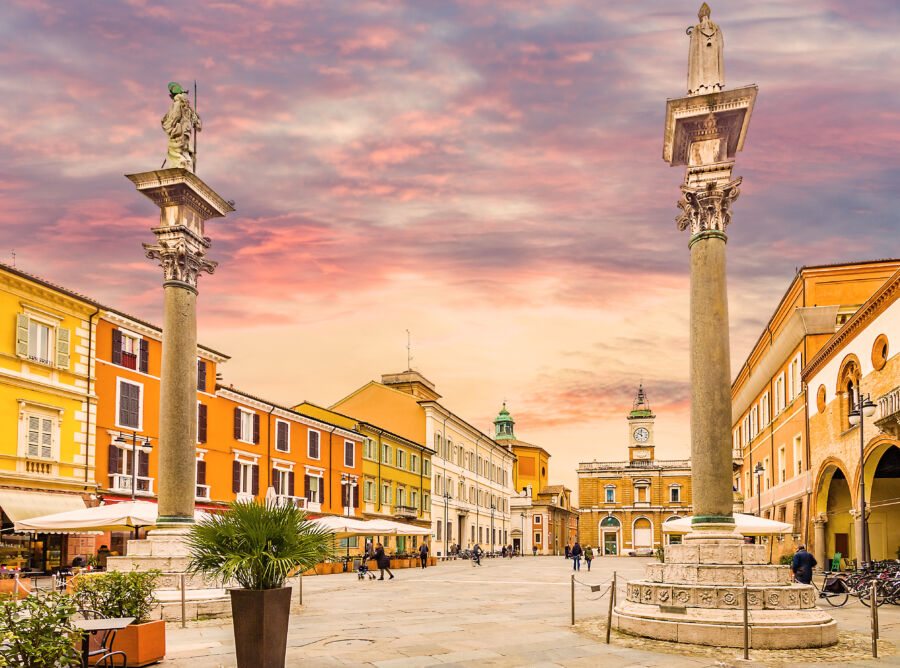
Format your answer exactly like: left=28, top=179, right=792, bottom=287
left=849, top=392, right=877, bottom=570
left=443, top=490, right=450, bottom=558
left=490, top=502, right=495, bottom=554
left=754, top=462, right=764, bottom=517
left=113, top=432, right=154, bottom=501
left=520, top=512, right=526, bottom=556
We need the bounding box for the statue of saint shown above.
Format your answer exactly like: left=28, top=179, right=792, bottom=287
left=161, top=82, right=201, bottom=171
left=687, top=3, right=724, bottom=96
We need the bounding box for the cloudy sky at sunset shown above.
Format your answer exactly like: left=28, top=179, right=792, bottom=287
left=4, top=1, right=898, bottom=498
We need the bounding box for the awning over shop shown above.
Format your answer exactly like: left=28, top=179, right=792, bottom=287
left=0, top=489, right=86, bottom=524
left=310, top=516, right=432, bottom=536
left=14, top=500, right=206, bottom=534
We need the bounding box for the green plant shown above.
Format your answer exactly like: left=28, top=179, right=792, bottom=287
left=779, top=554, right=794, bottom=565
left=70, top=569, right=160, bottom=624
left=186, top=501, right=334, bottom=590
left=0, top=592, right=82, bottom=667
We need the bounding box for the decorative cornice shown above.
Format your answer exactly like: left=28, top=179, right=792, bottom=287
left=803, top=267, right=900, bottom=381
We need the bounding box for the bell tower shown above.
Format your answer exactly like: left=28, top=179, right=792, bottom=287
left=627, top=385, right=655, bottom=462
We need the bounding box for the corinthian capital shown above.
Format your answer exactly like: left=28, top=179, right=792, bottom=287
left=676, top=176, right=742, bottom=237
left=143, top=236, right=217, bottom=290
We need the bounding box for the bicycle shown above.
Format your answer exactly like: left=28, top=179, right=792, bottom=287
left=810, top=573, right=849, bottom=607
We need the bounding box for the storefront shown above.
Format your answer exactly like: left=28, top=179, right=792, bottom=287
left=0, top=489, right=88, bottom=572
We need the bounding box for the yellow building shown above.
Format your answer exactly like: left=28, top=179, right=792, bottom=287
left=294, top=401, right=433, bottom=555
left=577, top=386, right=692, bottom=555
left=0, top=264, right=99, bottom=571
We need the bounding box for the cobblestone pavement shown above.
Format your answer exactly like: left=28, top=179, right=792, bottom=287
left=160, top=556, right=900, bottom=667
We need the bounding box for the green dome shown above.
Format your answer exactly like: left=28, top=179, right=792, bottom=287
left=494, top=402, right=515, bottom=439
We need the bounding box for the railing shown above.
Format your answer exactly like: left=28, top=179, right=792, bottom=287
left=195, top=484, right=210, bottom=500
left=109, top=474, right=154, bottom=495
left=876, top=388, right=900, bottom=438
left=394, top=505, right=417, bottom=518
left=578, top=459, right=690, bottom=472
left=25, top=460, right=53, bottom=475
left=274, top=495, right=306, bottom=509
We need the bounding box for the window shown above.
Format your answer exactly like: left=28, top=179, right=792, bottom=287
left=195, top=459, right=208, bottom=498
left=411, top=489, right=418, bottom=509
left=382, top=443, right=391, bottom=464
left=749, top=406, right=758, bottom=438
left=271, top=468, right=294, bottom=497
left=794, top=434, right=803, bottom=475
left=364, top=438, right=377, bottom=460
left=791, top=353, right=802, bottom=400
left=423, top=493, right=429, bottom=510
left=742, top=415, right=750, bottom=445
left=108, top=440, right=150, bottom=487
left=28, top=320, right=52, bottom=364
left=423, top=459, right=430, bottom=476
left=745, top=471, right=751, bottom=495
left=26, top=415, right=54, bottom=459
left=436, top=521, right=442, bottom=541
left=605, top=486, right=615, bottom=503
left=308, top=430, right=320, bottom=459
left=117, top=379, right=142, bottom=429
left=396, top=449, right=406, bottom=469
left=110, top=328, right=147, bottom=373
left=232, top=460, right=259, bottom=496
left=534, top=532, right=542, bottom=545
left=197, top=359, right=207, bottom=392
left=381, top=483, right=391, bottom=505
left=778, top=446, right=786, bottom=484
left=275, top=421, right=290, bottom=453
left=534, top=514, right=542, bottom=525
left=776, top=373, right=786, bottom=412
left=233, top=408, right=258, bottom=444
left=670, top=486, right=681, bottom=503
left=305, top=474, right=323, bottom=503
left=761, top=392, right=770, bottom=426
left=344, top=440, right=354, bottom=467
left=396, top=487, right=405, bottom=507
left=763, top=456, right=770, bottom=489
left=338, top=536, right=358, bottom=549
left=197, top=403, right=207, bottom=443
left=364, top=480, right=375, bottom=502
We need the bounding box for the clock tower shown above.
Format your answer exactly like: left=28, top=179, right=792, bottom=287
left=627, top=384, right=655, bottom=462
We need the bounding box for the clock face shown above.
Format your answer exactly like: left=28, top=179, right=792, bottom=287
left=633, top=427, right=650, bottom=443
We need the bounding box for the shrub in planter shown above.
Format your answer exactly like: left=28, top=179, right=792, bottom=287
left=186, top=501, right=333, bottom=668
left=0, top=591, right=82, bottom=667
left=70, top=569, right=164, bottom=666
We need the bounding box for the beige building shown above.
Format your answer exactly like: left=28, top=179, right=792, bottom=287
left=577, top=387, right=692, bottom=555
left=732, top=259, right=900, bottom=562
left=804, top=265, right=900, bottom=568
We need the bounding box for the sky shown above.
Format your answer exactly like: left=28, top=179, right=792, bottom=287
left=3, top=1, right=899, bottom=501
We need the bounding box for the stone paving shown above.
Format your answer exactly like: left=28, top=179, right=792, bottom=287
left=159, top=556, right=900, bottom=667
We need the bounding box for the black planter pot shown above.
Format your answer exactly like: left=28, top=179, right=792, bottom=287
left=229, top=586, right=292, bottom=668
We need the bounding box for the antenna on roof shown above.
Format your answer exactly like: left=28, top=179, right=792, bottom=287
left=10, top=250, right=15, bottom=268
left=406, top=329, right=413, bottom=370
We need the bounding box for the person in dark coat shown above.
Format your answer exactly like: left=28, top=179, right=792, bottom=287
left=374, top=543, right=393, bottom=580
left=791, top=545, right=817, bottom=585
left=419, top=542, right=429, bottom=569
left=571, top=541, right=583, bottom=571
left=564, top=544, right=571, bottom=559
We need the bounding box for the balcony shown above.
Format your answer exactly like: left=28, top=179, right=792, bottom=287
left=394, top=505, right=418, bottom=518
left=274, top=495, right=306, bottom=509
left=876, top=387, right=900, bottom=439
left=25, top=460, right=54, bottom=476
left=109, top=474, right=154, bottom=495
left=732, top=448, right=743, bottom=470
left=196, top=484, right=210, bottom=500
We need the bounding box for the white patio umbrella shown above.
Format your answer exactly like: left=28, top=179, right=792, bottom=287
left=14, top=501, right=206, bottom=533
left=364, top=519, right=431, bottom=536
left=662, top=513, right=793, bottom=535
left=310, top=516, right=375, bottom=534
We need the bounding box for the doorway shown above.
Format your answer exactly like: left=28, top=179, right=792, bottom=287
left=603, top=532, right=618, bottom=555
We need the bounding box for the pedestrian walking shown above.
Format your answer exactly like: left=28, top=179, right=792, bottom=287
left=790, top=545, right=817, bottom=585
left=374, top=543, right=393, bottom=580
left=472, top=543, right=483, bottom=566
left=584, top=545, right=593, bottom=571
left=508, top=544, right=514, bottom=559
left=419, top=542, right=429, bottom=569
left=564, top=544, right=571, bottom=559
left=501, top=545, right=507, bottom=558
left=532, top=546, right=537, bottom=556
left=571, top=541, right=582, bottom=571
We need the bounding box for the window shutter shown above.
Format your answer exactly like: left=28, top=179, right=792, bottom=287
left=233, top=407, right=241, bottom=440
left=15, top=314, right=29, bottom=357
left=252, top=414, right=260, bottom=444
left=139, top=339, right=149, bottom=373
left=197, top=460, right=206, bottom=485
left=321, top=475, right=325, bottom=505
left=251, top=464, right=259, bottom=496
left=341, top=484, right=348, bottom=507
left=108, top=442, right=120, bottom=475
left=305, top=475, right=311, bottom=499
left=197, top=360, right=206, bottom=392
left=277, top=423, right=288, bottom=451
left=272, top=468, right=280, bottom=494
left=198, top=404, right=207, bottom=443
left=111, top=329, right=122, bottom=366
left=232, top=461, right=240, bottom=493
left=138, top=450, right=149, bottom=477
left=288, top=471, right=295, bottom=497
left=56, top=327, right=70, bottom=369
left=353, top=485, right=359, bottom=508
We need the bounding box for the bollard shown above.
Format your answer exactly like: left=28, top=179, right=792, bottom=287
left=180, top=574, right=186, bottom=628
left=13, top=573, right=20, bottom=598
left=871, top=580, right=878, bottom=658
left=570, top=573, right=575, bottom=625
left=605, top=571, right=616, bottom=644
left=742, top=585, right=749, bottom=660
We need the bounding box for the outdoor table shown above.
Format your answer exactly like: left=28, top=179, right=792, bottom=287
left=73, top=616, right=134, bottom=668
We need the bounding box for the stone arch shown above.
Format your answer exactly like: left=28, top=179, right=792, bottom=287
left=836, top=353, right=862, bottom=429
left=813, top=457, right=856, bottom=565
left=858, top=439, right=900, bottom=560
left=631, top=516, right=653, bottom=549
left=813, top=457, right=855, bottom=515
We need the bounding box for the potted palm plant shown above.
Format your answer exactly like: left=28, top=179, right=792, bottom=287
left=185, top=501, right=332, bottom=668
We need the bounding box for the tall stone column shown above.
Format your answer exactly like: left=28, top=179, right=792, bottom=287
left=126, top=168, right=233, bottom=527
left=851, top=509, right=865, bottom=566
left=813, top=515, right=827, bottom=568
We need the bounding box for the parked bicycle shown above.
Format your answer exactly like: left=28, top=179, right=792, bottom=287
left=811, top=573, right=850, bottom=607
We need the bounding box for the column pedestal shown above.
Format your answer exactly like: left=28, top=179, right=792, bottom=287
left=813, top=515, right=827, bottom=568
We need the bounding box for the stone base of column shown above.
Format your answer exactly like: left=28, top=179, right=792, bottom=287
left=106, top=532, right=302, bottom=622
left=612, top=537, right=836, bottom=649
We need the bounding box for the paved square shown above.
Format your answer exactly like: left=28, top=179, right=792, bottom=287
left=161, top=556, right=900, bottom=666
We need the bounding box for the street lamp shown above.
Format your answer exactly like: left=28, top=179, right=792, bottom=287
left=754, top=462, right=765, bottom=517
left=520, top=512, right=526, bottom=556
left=849, top=392, right=877, bottom=570
left=490, top=502, right=495, bottom=554
left=113, top=432, right=153, bottom=501
left=443, top=490, right=451, bottom=558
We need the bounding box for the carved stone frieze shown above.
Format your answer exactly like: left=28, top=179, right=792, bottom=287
left=676, top=176, right=742, bottom=237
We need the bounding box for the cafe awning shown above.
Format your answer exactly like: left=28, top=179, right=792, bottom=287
left=14, top=500, right=206, bottom=534
left=0, top=490, right=87, bottom=528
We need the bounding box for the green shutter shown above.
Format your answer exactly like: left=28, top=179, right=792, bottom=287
left=15, top=314, right=28, bottom=357
left=56, top=327, right=70, bottom=369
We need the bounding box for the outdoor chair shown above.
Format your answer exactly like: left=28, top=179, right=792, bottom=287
left=75, top=609, right=128, bottom=667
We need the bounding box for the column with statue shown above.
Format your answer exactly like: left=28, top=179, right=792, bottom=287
left=107, top=83, right=235, bottom=620
left=610, top=6, right=836, bottom=648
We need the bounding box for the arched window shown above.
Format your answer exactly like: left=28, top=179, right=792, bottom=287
left=600, top=516, right=620, bottom=528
